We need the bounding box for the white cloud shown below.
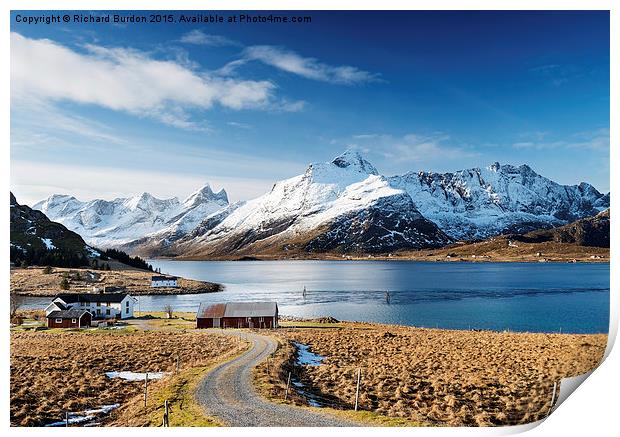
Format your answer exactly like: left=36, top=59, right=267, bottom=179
left=347, top=132, right=478, bottom=164
left=11, top=32, right=276, bottom=128
left=241, top=45, right=380, bottom=85
left=512, top=128, right=609, bottom=150
left=179, top=30, right=240, bottom=47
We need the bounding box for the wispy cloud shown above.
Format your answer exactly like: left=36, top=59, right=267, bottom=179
left=529, top=63, right=581, bottom=87
left=346, top=132, right=478, bottom=164
left=11, top=32, right=277, bottom=130
left=512, top=128, right=609, bottom=150
left=179, top=30, right=240, bottom=47
left=232, top=45, right=380, bottom=85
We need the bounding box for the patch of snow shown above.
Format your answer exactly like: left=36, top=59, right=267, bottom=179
left=40, top=238, right=56, bottom=250
left=45, top=404, right=119, bottom=427
left=105, top=371, right=167, bottom=381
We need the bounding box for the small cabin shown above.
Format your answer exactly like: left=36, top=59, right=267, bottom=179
left=151, top=275, right=178, bottom=288
left=47, top=309, right=92, bottom=328
left=197, top=302, right=278, bottom=329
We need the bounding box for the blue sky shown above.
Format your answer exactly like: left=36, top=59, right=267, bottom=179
left=10, top=10, right=610, bottom=205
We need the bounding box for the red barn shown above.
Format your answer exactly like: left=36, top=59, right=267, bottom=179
left=46, top=309, right=92, bottom=328
left=197, top=302, right=278, bottom=329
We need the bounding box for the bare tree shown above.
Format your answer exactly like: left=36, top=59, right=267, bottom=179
left=10, top=292, right=24, bottom=318
left=163, top=304, right=174, bottom=319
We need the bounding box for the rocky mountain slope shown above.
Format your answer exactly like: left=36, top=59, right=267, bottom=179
left=10, top=192, right=96, bottom=267
left=514, top=208, right=610, bottom=247
left=34, top=184, right=229, bottom=248
left=389, top=162, right=609, bottom=240
left=148, top=150, right=451, bottom=257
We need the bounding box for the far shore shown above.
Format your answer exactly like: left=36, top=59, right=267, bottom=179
left=9, top=266, right=223, bottom=297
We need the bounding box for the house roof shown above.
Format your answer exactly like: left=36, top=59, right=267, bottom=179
left=197, top=302, right=278, bottom=319
left=151, top=275, right=178, bottom=281
left=55, top=293, right=129, bottom=304
left=47, top=301, right=68, bottom=311
left=47, top=309, right=90, bottom=319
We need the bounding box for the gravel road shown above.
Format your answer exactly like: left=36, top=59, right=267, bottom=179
left=195, top=330, right=358, bottom=427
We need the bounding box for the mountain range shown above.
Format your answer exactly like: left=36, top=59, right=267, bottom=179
left=33, top=150, right=609, bottom=258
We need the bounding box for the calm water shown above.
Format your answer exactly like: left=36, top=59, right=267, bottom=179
left=23, top=261, right=609, bottom=333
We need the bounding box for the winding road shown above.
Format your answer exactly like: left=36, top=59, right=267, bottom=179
left=195, top=330, right=358, bottom=427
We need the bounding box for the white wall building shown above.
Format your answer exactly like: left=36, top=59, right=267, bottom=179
left=151, top=275, right=178, bottom=288
left=47, top=293, right=136, bottom=319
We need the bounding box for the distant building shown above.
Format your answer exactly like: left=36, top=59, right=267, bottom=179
left=151, top=275, right=178, bottom=288
left=47, top=309, right=92, bottom=328
left=46, top=293, right=135, bottom=320
left=196, top=302, right=279, bottom=329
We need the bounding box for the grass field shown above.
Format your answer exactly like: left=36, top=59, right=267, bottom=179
left=260, top=324, right=607, bottom=426
left=10, top=328, right=244, bottom=426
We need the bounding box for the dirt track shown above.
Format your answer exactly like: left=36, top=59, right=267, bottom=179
left=195, top=330, right=357, bottom=427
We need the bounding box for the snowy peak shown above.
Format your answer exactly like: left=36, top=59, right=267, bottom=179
left=183, top=184, right=229, bottom=209
left=331, top=149, right=379, bottom=175
left=34, top=184, right=231, bottom=248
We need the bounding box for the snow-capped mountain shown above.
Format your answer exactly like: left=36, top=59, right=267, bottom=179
left=136, top=150, right=451, bottom=257
left=33, top=150, right=609, bottom=258
left=34, top=184, right=229, bottom=248
left=389, top=162, right=609, bottom=240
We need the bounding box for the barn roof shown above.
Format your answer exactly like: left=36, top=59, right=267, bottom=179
left=197, top=302, right=278, bottom=319
left=55, top=293, right=129, bottom=304
left=47, top=309, right=90, bottom=319
left=197, top=303, right=226, bottom=319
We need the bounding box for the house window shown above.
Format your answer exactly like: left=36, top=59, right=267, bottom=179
left=55, top=318, right=62, bottom=323
left=126, top=301, right=129, bottom=308
left=126, top=307, right=129, bottom=314
left=97, top=309, right=101, bottom=315
left=72, top=318, right=77, bottom=323
left=106, top=309, right=111, bottom=315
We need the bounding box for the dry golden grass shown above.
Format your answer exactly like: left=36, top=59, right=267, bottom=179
left=10, top=267, right=221, bottom=296
left=266, top=324, right=607, bottom=426
left=10, top=330, right=243, bottom=426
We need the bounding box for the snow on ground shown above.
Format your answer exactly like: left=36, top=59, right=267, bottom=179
left=45, top=404, right=119, bottom=427
left=105, top=371, right=167, bottom=381
left=40, top=238, right=56, bottom=250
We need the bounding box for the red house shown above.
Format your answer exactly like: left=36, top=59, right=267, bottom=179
left=46, top=309, right=92, bottom=328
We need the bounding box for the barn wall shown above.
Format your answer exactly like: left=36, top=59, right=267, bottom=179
left=47, top=318, right=80, bottom=328
left=197, top=318, right=214, bottom=329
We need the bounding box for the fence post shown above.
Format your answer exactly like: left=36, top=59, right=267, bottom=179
left=144, top=372, right=148, bottom=409
left=163, top=400, right=169, bottom=427
left=176, top=352, right=180, bottom=374
left=547, top=381, right=558, bottom=417
left=354, top=368, right=362, bottom=411
left=284, top=371, right=292, bottom=400
left=65, top=411, right=69, bottom=427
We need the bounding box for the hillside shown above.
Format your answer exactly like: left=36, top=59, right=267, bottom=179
left=10, top=192, right=95, bottom=267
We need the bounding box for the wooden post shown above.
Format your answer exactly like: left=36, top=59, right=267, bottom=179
left=144, top=373, right=148, bottom=409
left=176, top=352, right=180, bottom=374
left=354, top=368, right=362, bottom=411
left=65, top=411, right=69, bottom=427
left=163, top=400, right=169, bottom=427
left=284, top=371, right=292, bottom=400
left=547, top=381, right=558, bottom=417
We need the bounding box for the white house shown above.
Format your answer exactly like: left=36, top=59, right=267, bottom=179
left=151, top=275, right=178, bottom=288
left=46, top=293, right=136, bottom=319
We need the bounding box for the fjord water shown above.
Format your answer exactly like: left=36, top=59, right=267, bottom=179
left=147, top=260, right=609, bottom=334
left=23, top=260, right=609, bottom=333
